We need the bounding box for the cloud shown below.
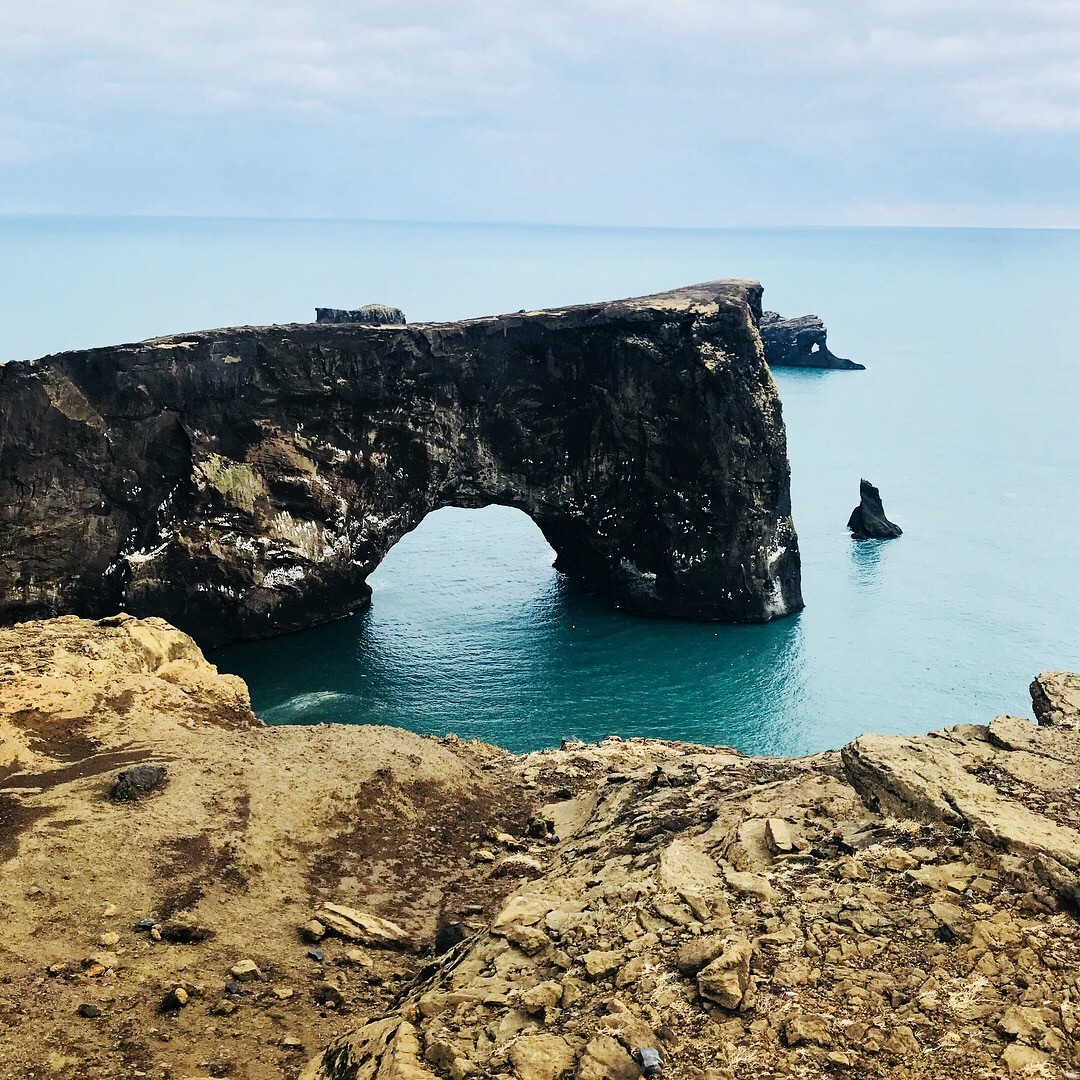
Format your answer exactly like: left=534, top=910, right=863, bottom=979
left=0, top=0, right=1077, bottom=222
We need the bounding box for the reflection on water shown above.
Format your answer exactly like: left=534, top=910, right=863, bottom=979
left=219, top=506, right=810, bottom=754
left=849, top=538, right=886, bottom=588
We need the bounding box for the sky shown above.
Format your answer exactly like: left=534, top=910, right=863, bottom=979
left=1, top=0, right=1079, bottom=227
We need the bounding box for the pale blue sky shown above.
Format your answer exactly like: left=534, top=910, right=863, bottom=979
left=2, top=0, right=1078, bottom=226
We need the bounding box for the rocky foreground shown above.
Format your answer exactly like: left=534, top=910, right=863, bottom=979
left=1, top=617, right=1078, bottom=1079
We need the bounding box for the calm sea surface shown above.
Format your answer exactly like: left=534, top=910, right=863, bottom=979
left=3, top=217, right=1078, bottom=754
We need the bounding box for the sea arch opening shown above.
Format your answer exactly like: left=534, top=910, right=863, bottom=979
left=366, top=504, right=561, bottom=622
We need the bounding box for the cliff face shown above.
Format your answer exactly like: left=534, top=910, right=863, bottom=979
left=760, top=311, right=864, bottom=370
left=0, top=281, right=801, bottom=646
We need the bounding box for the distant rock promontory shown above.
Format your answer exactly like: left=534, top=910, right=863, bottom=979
left=761, top=311, right=864, bottom=370
left=315, top=304, right=406, bottom=325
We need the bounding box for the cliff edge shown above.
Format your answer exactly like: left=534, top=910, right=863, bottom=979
left=1, top=616, right=1077, bottom=1078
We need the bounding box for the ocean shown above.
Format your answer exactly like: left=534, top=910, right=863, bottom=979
left=3, top=216, right=1078, bottom=754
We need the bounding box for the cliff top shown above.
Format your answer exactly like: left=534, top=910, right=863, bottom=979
left=1, top=615, right=1078, bottom=1078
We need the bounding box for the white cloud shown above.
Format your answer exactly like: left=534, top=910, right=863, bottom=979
left=0, top=0, right=1077, bottom=221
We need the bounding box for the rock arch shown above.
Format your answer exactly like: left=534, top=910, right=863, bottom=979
left=0, top=281, right=802, bottom=646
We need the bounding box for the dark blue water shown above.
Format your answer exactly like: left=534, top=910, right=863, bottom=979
left=3, top=217, right=1077, bottom=754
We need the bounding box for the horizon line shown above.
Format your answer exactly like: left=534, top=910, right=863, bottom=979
left=1, top=211, right=1078, bottom=235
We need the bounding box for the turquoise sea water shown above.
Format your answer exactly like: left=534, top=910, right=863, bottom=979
left=3, top=218, right=1078, bottom=754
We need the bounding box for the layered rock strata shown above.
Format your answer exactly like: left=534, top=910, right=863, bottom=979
left=760, top=312, right=864, bottom=370
left=1, top=615, right=1078, bottom=1078
left=0, top=281, right=801, bottom=646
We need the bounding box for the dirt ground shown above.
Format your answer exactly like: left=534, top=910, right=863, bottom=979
left=1, top=616, right=1078, bottom=1079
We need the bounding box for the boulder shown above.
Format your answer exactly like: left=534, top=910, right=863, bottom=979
left=109, top=764, right=167, bottom=802
left=696, top=936, right=752, bottom=1009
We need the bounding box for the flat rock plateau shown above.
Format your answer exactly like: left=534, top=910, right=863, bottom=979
left=1, top=616, right=1078, bottom=1078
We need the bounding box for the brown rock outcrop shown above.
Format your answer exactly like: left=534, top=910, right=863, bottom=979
left=1, top=617, right=1078, bottom=1078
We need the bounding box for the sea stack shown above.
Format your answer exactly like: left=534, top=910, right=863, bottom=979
left=760, top=311, right=864, bottom=370
left=848, top=479, right=902, bottom=540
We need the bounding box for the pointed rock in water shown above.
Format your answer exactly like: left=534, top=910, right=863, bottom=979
left=848, top=479, right=902, bottom=540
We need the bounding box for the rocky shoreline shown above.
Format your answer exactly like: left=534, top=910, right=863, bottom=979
left=1, top=615, right=1078, bottom=1078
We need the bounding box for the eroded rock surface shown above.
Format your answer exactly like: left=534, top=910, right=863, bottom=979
left=0, top=281, right=801, bottom=646
left=2, top=617, right=1078, bottom=1079
left=315, top=304, right=407, bottom=325
left=760, top=312, right=864, bottom=370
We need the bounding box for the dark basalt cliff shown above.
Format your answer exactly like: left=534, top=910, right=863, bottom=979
left=0, top=280, right=802, bottom=646
left=761, top=311, right=864, bottom=370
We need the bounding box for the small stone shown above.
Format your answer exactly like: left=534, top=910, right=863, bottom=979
left=283, top=1035, right=304, bottom=1050
left=98, top=932, right=120, bottom=947
left=161, top=987, right=189, bottom=1011
left=675, top=935, right=726, bottom=976
left=211, top=999, right=237, bottom=1016
left=578, top=1035, right=639, bottom=1080
left=508, top=1033, right=578, bottom=1080
left=472, top=849, right=497, bottom=863
left=582, top=950, right=624, bottom=979
left=109, top=764, right=167, bottom=802
left=224, top=979, right=242, bottom=996
left=133, top=919, right=155, bottom=933
left=883, top=1026, right=920, bottom=1057
left=101, top=904, right=117, bottom=917
left=765, top=818, right=794, bottom=853
left=697, top=936, right=752, bottom=1010
left=273, top=986, right=294, bottom=1000
left=343, top=949, right=370, bottom=966
left=637, top=1047, right=664, bottom=1075
left=47, top=962, right=71, bottom=977
left=783, top=1014, right=831, bottom=1047
left=314, top=981, right=344, bottom=1007
left=301, top=919, right=326, bottom=943
left=521, top=980, right=563, bottom=1015
left=307, top=947, right=325, bottom=962
left=317, top=903, right=412, bottom=950
left=229, top=960, right=262, bottom=982
left=77, top=1003, right=102, bottom=1018
left=1001, top=1043, right=1050, bottom=1076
